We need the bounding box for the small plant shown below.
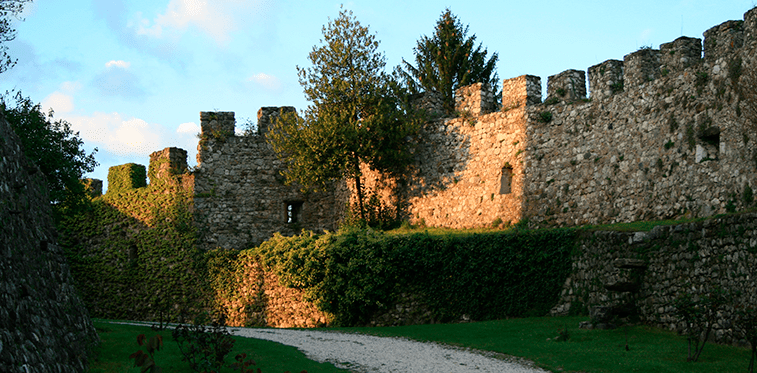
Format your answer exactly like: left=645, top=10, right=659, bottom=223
left=129, top=334, right=163, bottom=373
left=539, top=111, right=553, bottom=123
left=729, top=56, right=743, bottom=84
left=661, top=68, right=670, bottom=77
left=555, top=325, right=570, bottom=342
left=726, top=193, right=737, bottom=213
left=173, top=321, right=236, bottom=373
left=744, top=184, right=754, bottom=206
left=673, top=287, right=731, bottom=362
left=686, top=124, right=696, bottom=150
left=229, top=353, right=260, bottom=373
left=734, top=304, right=757, bottom=373
left=545, top=97, right=560, bottom=105
left=664, top=140, right=675, bottom=150
left=491, top=217, right=502, bottom=228
left=610, top=81, right=624, bottom=93
left=556, top=88, right=566, bottom=97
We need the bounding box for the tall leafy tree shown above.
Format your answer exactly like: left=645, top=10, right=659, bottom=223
left=401, top=9, right=499, bottom=115
left=2, top=91, right=98, bottom=211
left=0, top=0, right=31, bottom=74
left=267, top=8, right=420, bottom=222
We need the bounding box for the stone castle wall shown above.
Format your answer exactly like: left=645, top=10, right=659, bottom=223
left=522, top=9, right=757, bottom=227
left=193, top=110, right=346, bottom=250
left=0, top=112, right=98, bottom=372
left=553, top=212, right=757, bottom=344
left=96, top=8, right=757, bottom=246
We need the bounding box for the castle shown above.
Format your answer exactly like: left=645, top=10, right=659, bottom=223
left=98, top=8, right=757, bottom=251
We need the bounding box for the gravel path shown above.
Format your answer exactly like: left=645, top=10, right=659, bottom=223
left=229, top=327, right=549, bottom=373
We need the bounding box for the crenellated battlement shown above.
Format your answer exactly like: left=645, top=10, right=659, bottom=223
left=257, top=106, right=296, bottom=135
left=454, top=83, right=496, bottom=115
left=149, top=147, right=188, bottom=184
left=660, top=36, right=702, bottom=72
left=200, top=111, right=235, bottom=138
left=546, top=69, right=586, bottom=103
left=102, top=8, right=757, bottom=246
left=501, top=75, right=541, bottom=109
left=587, top=59, right=623, bottom=101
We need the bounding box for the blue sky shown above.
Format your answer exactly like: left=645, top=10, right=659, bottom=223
left=1, top=0, right=754, bottom=191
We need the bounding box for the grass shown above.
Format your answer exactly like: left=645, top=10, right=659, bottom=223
left=334, top=316, right=750, bottom=373
left=89, top=320, right=348, bottom=373
left=91, top=317, right=751, bottom=373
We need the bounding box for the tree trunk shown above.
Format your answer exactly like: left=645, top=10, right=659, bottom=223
left=352, top=154, right=365, bottom=222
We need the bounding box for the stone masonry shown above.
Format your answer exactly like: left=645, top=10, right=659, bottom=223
left=98, top=8, right=757, bottom=247
left=0, top=111, right=98, bottom=372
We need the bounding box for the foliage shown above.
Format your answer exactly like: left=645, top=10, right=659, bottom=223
left=672, top=287, right=731, bottom=362
left=400, top=8, right=499, bottom=116
left=92, top=321, right=335, bottom=373
left=108, top=163, right=147, bottom=193
left=341, top=187, right=403, bottom=230
left=59, top=183, right=207, bottom=322
left=1, top=91, right=98, bottom=212
left=229, top=353, right=260, bottom=373
left=172, top=322, right=236, bottom=373
left=267, top=7, right=421, bottom=222
left=254, top=227, right=576, bottom=326
left=734, top=304, right=757, bottom=373
left=0, top=0, right=31, bottom=73
left=539, top=111, right=553, bottom=123
left=129, top=334, right=163, bottom=373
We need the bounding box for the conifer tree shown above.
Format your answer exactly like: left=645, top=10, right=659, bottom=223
left=401, top=9, right=499, bottom=115
left=267, top=8, right=420, bottom=222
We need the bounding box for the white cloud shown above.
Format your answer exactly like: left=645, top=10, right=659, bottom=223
left=42, top=92, right=75, bottom=114
left=129, top=0, right=272, bottom=46
left=176, top=121, right=200, bottom=134
left=106, top=60, right=132, bottom=69
left=66, top=112, right=167, bottom=157
left=134, top=0, right=234, bottom=44
left=41, top=81, right=82, bottom=114
left=247, top=73, right=282, bottom=91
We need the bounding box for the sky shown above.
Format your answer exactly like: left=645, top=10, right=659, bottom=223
left=1, top=0, right=754, bottom=192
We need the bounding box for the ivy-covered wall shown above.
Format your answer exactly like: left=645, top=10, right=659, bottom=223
left=60, top=149, right=208, bottom=322
left=206, top=227, right=576, bottom=327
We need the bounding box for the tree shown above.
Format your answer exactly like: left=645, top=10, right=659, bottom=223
left=2, top=91, right=98, bottom=211
left=267, top=8, right=420, bottom=222
left=401, top=9, right=499, bottom=116
left=0, top=0, right=31, bottom=74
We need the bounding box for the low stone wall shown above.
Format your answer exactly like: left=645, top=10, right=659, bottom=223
left=553, top=212, right=757, bottom=344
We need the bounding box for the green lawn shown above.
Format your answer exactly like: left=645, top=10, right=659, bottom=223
left=335, top=316, right=751, bottom=373
left=89, top=320, right=348, bottom=373
left=91, top=317, right=751, bottom=373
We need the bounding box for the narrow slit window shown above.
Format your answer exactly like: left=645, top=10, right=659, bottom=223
left=286, top=201, right=303, bottom=224
left=499, top=166, right=513, bottom=194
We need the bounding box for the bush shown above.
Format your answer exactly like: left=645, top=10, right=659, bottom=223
left=254, top=227, right=576, bottom=326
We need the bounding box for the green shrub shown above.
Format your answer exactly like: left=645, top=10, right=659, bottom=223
left=253, top=227, right=576, bottom=326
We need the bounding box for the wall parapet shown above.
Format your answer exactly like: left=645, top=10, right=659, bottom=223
left=660, top=36, right=702, bottom=73
left=588, top=59, right=624, bottom=101
left=501, top=75, right=541, bottom=109
left=257, top=106, right=296, bottom=136
left=546, top=69, right=586, bottom=103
